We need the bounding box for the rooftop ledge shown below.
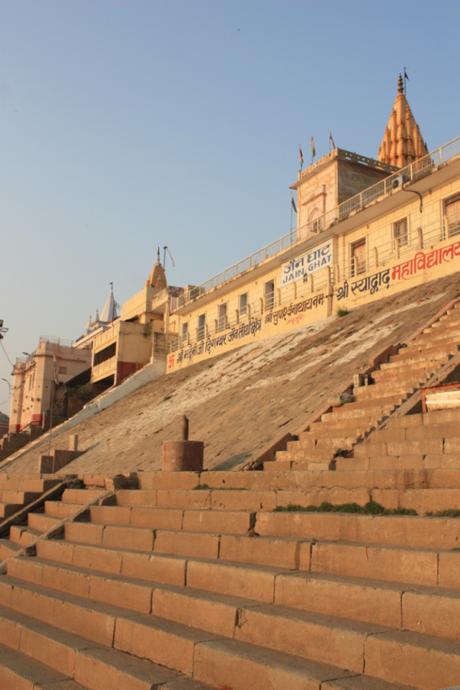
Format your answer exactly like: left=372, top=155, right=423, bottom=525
left=170, top=134, right=460, bottom=314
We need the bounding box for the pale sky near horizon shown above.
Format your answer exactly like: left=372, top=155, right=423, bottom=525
left=1, top=0, right=459, bottom=413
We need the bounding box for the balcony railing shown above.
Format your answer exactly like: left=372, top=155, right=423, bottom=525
left=170, top=134, right=460, bottom=313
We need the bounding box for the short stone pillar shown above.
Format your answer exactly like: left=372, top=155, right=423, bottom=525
left=162, top=415, right=204, bottom=471
left=162, top=440, right=204, bottom=472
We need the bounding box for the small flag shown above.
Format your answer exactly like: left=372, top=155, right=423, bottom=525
left=404, top=67, right=409, bottom=81
left=290, top=196, right=297, bottom=214
left=298, top=145, right=304, bottom=169
left=329, top=130, right=336, bottom=150
left=310, top=136, right=316, bottom=161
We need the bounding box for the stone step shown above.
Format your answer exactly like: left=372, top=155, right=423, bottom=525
left=370, top=423, right=460, bottom=443
left=291, top=435, right=356, bottom=450
left=0, top=604, right=211, bottom=690
left=390, top=343, right=458, bottom=363
left=28, top=512, right=63, bottom=533
left=353, top=437, right=446, bottom=458
left=138, top=472, right=201, bottom=491
left=44, top=500, right=87, bottom=519
left=14, top=552, right=460, bottom=644
left=382, top=352, right=450, bottom=370
left=372, top=368, right=430, bottom=383
left=61, top=489, right=106, bottom=505
left=36, top=520, right=460, bottom=589
left=9, top=526, right=42, bottom=547
left=0, top=642, right=83, bottom=690
left=2, top=568, right=458, bottom=689
left=354, top=385, right=414, bottom=402
left=0, top=575, right=380, bottom=690
left=0, top=539, right=21, bottom=562
left=0, top=490, right=40, bottom=504
left=89, top=506, right=255, bottom=535
left=254, top=511, right=460, bottom=550
left=0, top=478, right=59, bottom=493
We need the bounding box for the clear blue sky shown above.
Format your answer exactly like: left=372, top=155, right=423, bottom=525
left=1, top=0, right=459, bottom=412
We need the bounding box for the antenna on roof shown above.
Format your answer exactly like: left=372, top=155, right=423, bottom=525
left=163, top=246, right=176, bottom=271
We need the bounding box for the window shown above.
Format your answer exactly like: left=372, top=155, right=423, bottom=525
left=197, top=314, right=206, bottom=340
left=350, top=238, right=366, bottom=277
left=444, top=195, right=460, bottom=237
left=239, top=293, right=248, bottom=317
left=217, top=304, right=227, bottom=332
left=393, top=218, right=408, bottom=247
left=181, top=322, right=189, bottom=345
left=264, top=280, right=275, bottom=311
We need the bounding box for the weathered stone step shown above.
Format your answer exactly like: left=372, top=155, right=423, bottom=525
left=354, top=385, right=414, bottom=402
left=370, top=423, right=460, bottom=443
left=88, top=506, right=255, bottom=535
left=381, top=353, right=449, bottom=370
left=27, top=512, right=63, bottom=533
left=61, top=489, right=106, bottom=505
left=0, top=539, right=21, bottom=562
left=0, top=642, right=83, bottom=689
left=0, top=575, right=373, bottom=690
left=44, top=500, right=87, bottom=519
left=0, top=478, right=59, bottom=493
left=390, top=344, right=458, bottom=363
left=20, top=550, right=460, bottom=643
left=255, top=511, right=460, bottom=550
left=0, top=490, right=40, bottom=504
left=2, top=568, right=452, bottom=690
left=0, top=604, right=202, bottom=690
left=9, top=525, right=42, bottom=547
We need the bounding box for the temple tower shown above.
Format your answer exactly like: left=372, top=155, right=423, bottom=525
left=377, top=74, right=428, bottom=168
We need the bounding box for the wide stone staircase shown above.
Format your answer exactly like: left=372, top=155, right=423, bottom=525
left=0, top=469, right=459, bottom=688
left=274, top=300, right=460, bottom=470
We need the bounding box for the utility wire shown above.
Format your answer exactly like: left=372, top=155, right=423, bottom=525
left=0, top=341, right=14, bottom=367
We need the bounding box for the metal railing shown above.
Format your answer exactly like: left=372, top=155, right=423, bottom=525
left=170, top=134, right=460, bottom=313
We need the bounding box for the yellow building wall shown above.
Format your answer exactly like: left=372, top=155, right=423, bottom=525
left=167, top=174, right=460, bottom=373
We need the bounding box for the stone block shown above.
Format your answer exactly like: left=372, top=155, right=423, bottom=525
left=152, top=587, right=238, bottom=637
left=102, top=525, right=154, bottom=552
left=219, top=534, right=310, bottom=570
left=90, top=506, right=131, bottom=526
left=65, top=523, right=104, bottom=545
left=274, top=572, right=402, bottom=628
left=116, top=490, right=158, bottom=507
left=364, top=630, right=460, bottom=689
left=234, top=605, right=367, bottom=672
left=130, top=507, right=183, bottom=530
left=121, top=551, right=186, bottom=587
left=89, top=574, right=152, bottom=614
left=311, top=541, right=438, bottom=586
left=155, top=529, right=219, bottom=559
left=71, top=544, right=123, bottom=574
left=186, top=560, right=277, bottom=602
left=182, top=509, right=253, bottom=535
left=114, top=616, right=211, bottom=675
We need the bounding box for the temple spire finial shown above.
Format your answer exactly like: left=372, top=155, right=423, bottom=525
left=397, top=73, right=404, bottom=95
left=157, top=246, right=161, bottom=265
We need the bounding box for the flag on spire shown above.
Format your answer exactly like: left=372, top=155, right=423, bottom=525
left=290, top=195, right=297, bottom=214
left=298, top=145, right=304, bottom=170
left=310, top=136, right=316, bottom=163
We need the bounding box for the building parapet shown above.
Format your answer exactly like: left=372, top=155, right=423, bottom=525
left=169, top=135, right=460, bottom=314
